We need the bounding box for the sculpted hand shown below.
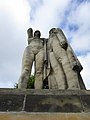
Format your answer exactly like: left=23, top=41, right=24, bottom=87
left=73, top=65, right=80, bottom=72
left=60, top=41, right=68, bottom=50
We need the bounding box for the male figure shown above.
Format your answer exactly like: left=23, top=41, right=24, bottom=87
left=56, top=28, right=85, bottom=89
left=48, top=28, right=81, bottom=89
left=18, top=28, right=44, bottom=89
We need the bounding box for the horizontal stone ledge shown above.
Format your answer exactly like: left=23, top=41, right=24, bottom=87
left=0, top=89, right=90, bottom=112
left=0, top=112, right=90, bottom=120
left=0, top=88, right=90, bottom=95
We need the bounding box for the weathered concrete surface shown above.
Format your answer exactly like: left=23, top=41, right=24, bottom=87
left=0, top=89, right=90, bottom=112
left=48, top=28, right=84, bottom=89
left=18, top=30, right=44, bottom=89
left=0, top=112, right=90, bottom=120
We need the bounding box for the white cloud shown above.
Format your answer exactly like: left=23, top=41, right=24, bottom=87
left=0, top=0, right=30, bottom=88
left=29, top=0, right=71, bottom=37
left=66, top=1, right=90, bottom=52
left=78, top=53, right=90, bottom=89
left=0, top=0, right=90, bottom=90
left=0, top=0, right=30, bottom=28
left=63, top=1, right=90, bottom=89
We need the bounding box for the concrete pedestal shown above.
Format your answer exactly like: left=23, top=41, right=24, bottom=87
left=0, top=89, right=90, bottom=119
left=0, top=89, right=90, bottom=112
left=0, top=112, right=90, bottom=120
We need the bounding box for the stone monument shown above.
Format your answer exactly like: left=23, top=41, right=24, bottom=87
left=18, top=27, right=86, bottom=90
left=0, top=28, right=90, bottom=120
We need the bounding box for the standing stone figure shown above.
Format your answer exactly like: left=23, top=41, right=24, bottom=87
left=56, top=28, right=85, bottom=89
left=48, top=28, right=84, bottom=89
left=18, top=27, right=85, bottom=90
left=18, top=28, right=44, bottom=89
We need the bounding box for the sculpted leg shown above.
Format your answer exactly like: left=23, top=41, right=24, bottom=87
left=18, top=70, right=30, bottom=88
left=61, top=49, right=80, bottom=89
left=52, top=39, right=80, bottom=89
left=34, top=50, right=44, bottom=89
left=48, top=72, right=58, bottom=89
left=18, top=46, right=34, bottom=88
left=50, top=52, right=66, bottom=89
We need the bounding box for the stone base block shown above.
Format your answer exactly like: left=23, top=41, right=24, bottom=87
left=0, top=112, right=90, bottom=120
left=0, top=89, right=90, bottom=112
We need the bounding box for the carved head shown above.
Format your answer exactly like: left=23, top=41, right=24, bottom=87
left=49, top=28, right=57, bottom=35
left=34, top=30, right=41, bottom=38
left=27, top=28, right=33, bottom=38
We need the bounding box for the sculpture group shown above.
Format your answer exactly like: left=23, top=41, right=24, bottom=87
left=18, top=28, right=85, bottom=90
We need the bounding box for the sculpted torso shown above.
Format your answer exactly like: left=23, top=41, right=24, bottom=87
left=28, top=38, right=43, bottom=54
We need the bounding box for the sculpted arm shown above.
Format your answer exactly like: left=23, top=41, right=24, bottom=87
left=27, top=28, right=33, bottom=44
left=56, top=28, right=68, bottom=50
left=56, top=28, right=83, bottom=72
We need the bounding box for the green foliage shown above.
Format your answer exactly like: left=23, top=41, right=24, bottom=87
left=14, top=75, right=35, bottom=89
left=27, top=75, right=35, bottom=89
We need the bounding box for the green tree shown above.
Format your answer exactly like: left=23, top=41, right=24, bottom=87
left=27, top=75, right=35, bottom=89
left=14, top=75, right=35, bottom=89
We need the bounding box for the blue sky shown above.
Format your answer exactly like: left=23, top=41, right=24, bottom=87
left=0, top=0, right=90, bottom=89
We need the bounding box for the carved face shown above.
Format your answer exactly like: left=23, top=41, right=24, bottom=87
left=34, top=30, right=41, bottom=38
left=49, top=28, right=57, bottom=35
